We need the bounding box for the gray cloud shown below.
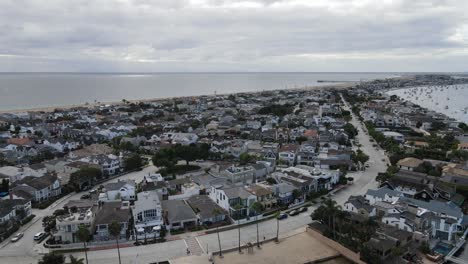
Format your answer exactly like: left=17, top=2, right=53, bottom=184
left=0, top=0, right=467, bottom=72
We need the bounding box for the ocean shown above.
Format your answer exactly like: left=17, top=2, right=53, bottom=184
left=387, top=84, right=468, bottom=123
left=0, top=72, right=399, bottom=111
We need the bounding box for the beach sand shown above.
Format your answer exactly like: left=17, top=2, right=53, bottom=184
left=0, top=82, right=354, bottom=114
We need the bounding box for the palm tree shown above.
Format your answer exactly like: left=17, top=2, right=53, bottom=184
left=38, top=252, right=65, bottom=264
left=322, top=198, right=341, bottom=239
left=76, top=224, right=91, bottom=264
left=69, top=255, right=85, bottom=264
left=273, top=210, right=280, bottom=242
left=250, top=202, right=263, bottom=248
left=109, top=221, right=122, bottom=264
left=233, top=204, right=244, bottom=253
left=212, top=208, right=223, bottom=257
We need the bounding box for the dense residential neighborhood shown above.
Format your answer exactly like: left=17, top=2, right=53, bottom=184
left=0, top=74, right=468, bottom=264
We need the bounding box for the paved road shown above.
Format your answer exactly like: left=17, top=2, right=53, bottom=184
left=0, top=96, right=388, bottom=264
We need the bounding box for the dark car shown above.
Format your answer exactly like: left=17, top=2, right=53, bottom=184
left=299, top=207, right=308, bottom=213
left=277, top=213, right=288, bottom=220
left=80, top=194, right=91, bottom=200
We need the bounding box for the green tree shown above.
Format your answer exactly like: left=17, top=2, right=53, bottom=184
left=124, top=153, right=143, bottom=171
left=38, top=252, right=65, bottom=264
left=292, top=189, right=302, bottom=201
left=239, top=153, right=256, bottom=165
left=174, top=145, right=198, bottom=165
left=352, top=149, right=369, bottom=164
left=152, top=148, right=177, bottom=168
left=0, top=178, right=9, bottom=192
left=295, top=136, right=308, bottom=145
left=109, top=221, right=122, bottom=264
left=311, top=198, right=341, bottom=240
left=343, top=123, right=358, bottom=139
left=250, top=202, right=264, bottom=248
left=75, top=225, right=90, bottom=264
left=70, top=167, right=102, bottom=191
left=69, top=255, right=84, bottom=264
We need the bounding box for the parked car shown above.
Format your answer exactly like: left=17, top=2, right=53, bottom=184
left=277, top=213, right=288, bottom=220
left=10, top=232, right=24, bottom=242
left=34, top=232, right=47, bottom=241
left=80, top=194, right=91, bottom=200
left=299, top=207, right=308, bottom=213
left=288, top=210, right=299, bottom=216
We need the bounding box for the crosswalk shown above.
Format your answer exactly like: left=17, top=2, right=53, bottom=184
left=184, top=236, right=204, bottom=256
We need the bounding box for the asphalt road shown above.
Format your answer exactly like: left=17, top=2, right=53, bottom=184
left=0, top=95, right=388, bottom=264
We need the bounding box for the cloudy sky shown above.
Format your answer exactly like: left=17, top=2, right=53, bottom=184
left=0, top=0, right=467, bottom=72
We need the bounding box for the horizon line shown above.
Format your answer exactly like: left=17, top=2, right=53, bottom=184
left=0, top=71, right=467, bottom=74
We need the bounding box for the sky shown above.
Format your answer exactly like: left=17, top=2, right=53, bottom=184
left=0, top=0, right=467, bottom=72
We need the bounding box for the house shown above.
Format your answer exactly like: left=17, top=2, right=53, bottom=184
left=344, top=195, right=376, bottom=217
left=380, top=171, right=436, bottom=201
left=11, top=173, right=61, bottom=202
left=278, top=144, right=299, bottom=166
left=209, top=186, right=257, bottom=218
left=297, top=144, right=317, bottom=166
left=398, top=197, right=466, bottom=242
left=269, top=182, right=297, bottom=205
left=0, top=199, right=32, bottom=224
left=382, top=131, right=405, bottom=143
left=94, top=201, right=131, bottom=241
left=458, top=142, right=468, bottom=151
left=365, top=187, right=404, bottom=205
left=441, top=165, right=468, bottom=187
left=366, top=227, right=413, bottom=260
left=0, top=166, right=43, bottom=183
left=101, top=180, right=136, bottom=201
left=53, top=206, right=95, bottom=243
left=187, top=195, right=227, bottom=225
left=162, top=200, right=198, bottom=230
left=161, top=132, right=198, bottom=145
left=220, top=165, right=255, bottom=184
left=397, top=157, right=424, bottom=171
left=246, top=184, right=276, bottom=210
left=132, top=191, right=163, bottom=239
left=90, top=154, right=122, bottom=176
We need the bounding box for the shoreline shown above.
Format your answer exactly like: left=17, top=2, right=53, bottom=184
left=0, top=82, right=354, bottom=114
left=385, top=84, right=468, bottom=123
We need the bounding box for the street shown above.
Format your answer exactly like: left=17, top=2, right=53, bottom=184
left=0, top=95, right=388, bottom=264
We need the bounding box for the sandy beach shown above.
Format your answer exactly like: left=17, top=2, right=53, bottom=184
left=0, top=82, right=354, bottom=114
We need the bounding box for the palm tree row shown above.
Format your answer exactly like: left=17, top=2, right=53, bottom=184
left=311, top=198, right=379, bottom=251
left=75, top=221, right=123, bottom=264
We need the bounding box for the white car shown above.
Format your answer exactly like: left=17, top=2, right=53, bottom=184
left=34, top=232, right=47, bottom=241
left=10, top=232, right=24, bottom=242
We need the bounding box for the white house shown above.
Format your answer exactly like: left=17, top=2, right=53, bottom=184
left=382, top=131, right=405, bottom=143
left=209, top=185, right=257, bottom=218
left=102, top=180, right=136, bottom=201
left=278, top=144, right=299, bottom=166
left=132, top=191, right=163, bottom=239
left=365, top=187, right=403, bottom=205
